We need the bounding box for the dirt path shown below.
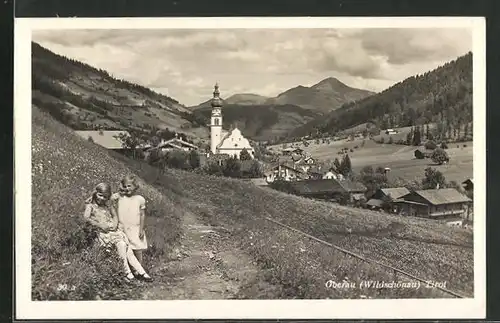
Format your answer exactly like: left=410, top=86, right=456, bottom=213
left=140, top=210, right=275, bottom=300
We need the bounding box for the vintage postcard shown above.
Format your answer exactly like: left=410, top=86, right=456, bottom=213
left=15, top=17, right=486, bottom=319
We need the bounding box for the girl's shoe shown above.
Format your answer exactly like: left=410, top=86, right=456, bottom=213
left=125, top=272, right=135, bottom=282
left=137, top=273, right=153, bottom=282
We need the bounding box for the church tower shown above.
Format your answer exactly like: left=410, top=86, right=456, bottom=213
left=210, top=83, right=223, bottom=154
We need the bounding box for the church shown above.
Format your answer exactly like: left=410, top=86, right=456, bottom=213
left=209, top=83, right=255, bottom=159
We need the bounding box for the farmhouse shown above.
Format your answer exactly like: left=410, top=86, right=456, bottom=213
left=209, top=83, right=255, bottom=159
left=392, top=188, right=472, bottom=219
left=385, top=129, right=398, bottom=135
left=75, top=130, right=151, bottom=151
left=264, top=161, right=309, bottom=182
left=156, top=135, right=198, bottom=152
left=366, top=187, right=410, bottom=211
left=277, top=178, right=366, bottom=204
left=307, top=166, right=342, bottom=180
left=282, top=147, right=304, bottom=156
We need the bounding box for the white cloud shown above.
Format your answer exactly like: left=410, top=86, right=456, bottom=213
left=33, top=28, right=472, bottom=106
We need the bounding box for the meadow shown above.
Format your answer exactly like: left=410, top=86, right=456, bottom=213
left=32, top=108, right=474, bottom=300
left=269, top=125, right=473, bottom=184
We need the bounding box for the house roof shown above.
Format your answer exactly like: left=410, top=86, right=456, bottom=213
left=380, top=187, right=411, bottom=200
left=366, top=199, right=384, bottom=207
left=462, top=178, right=473, bottom=185
left=75, top=130, right=131, bottom=149
left=286, top=178, right=366, bottom=195
left=158, top=138, right=198, bottom=149
left=404, top=188, right=472, bottom=205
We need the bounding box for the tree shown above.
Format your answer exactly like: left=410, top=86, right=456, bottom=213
left=425, top=124, right=430, bottom=140
left=431, top=148, right=450, bottom=165
left=166, top=150, right=189, bottom=169
left=334, top=158, right=341, bottom=172
left=204, top=162, right=224, bottom=176
left=412, top=127, right=422, bottom=146
left=339, top=154, right=352, bottom=176
left=239, top=148, right=252, bottom=161
left=422, top=167, right=446, bottom=189
left=361, top=166, right=374, bottom=175
left=406, top=131, right=413, bottom=145
left=188, top=150, right=200, bottom=169
left=223, top=156, right=242, bottom=178
left=247, top=160, right=263, bottom=178
left=425, top=140, right=437, bottom=150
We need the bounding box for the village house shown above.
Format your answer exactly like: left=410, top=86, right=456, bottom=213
left=264, top=160, right=309, bottom=183
left=277, top=178, right=366, bottom=204
left=156, top=135, right=199, bottom=153
left=365, top=187, right=411, bottom=211
left=282, top=147, right=304, bottom=156
left=392, top=188, right=472, bottom=219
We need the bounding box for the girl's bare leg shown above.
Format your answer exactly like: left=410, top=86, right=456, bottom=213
left=133, top=249, right=143, bottom=264
left=115, top=241, right=133, bottom=275
left=126, top=247, right=146, bottom=275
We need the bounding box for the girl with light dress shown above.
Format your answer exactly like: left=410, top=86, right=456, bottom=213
left=111, top=175, right=149, bottom=270
left=83, top=182, right=152, bottom=282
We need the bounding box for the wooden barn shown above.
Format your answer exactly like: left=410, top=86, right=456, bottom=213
left=392, top=188, right=472, bottom=219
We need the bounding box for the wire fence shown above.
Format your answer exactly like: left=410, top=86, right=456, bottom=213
left=263, top=216, right=469, bottom=299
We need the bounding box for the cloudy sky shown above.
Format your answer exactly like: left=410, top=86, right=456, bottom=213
left=33, top=28, right=472, bottom=106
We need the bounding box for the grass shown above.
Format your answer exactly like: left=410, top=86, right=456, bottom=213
left=33, top=107, right=474, bottom=299
left=32, top=106, right=183, bottom=300
left=114, top=157, right=474, bottom=298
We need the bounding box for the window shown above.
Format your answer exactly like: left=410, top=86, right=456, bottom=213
left=214, top=118, right=220, bottom=126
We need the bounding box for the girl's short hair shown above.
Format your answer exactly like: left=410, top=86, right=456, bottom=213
left=119, top=175, right=139, bottom=193
left=87, top=182, right=112, bottom=204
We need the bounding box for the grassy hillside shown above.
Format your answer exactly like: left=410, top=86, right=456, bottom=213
left=288, top=53, right=472, bottom=140
left=32, top=105, right=184, bottom=300
left=193, top=103, right=320, bottom=142
left=268, top=77, right=374, bottom=114
left=32, top=42, right=209, bottom=141
left=33, top=105, right=473, bottom=300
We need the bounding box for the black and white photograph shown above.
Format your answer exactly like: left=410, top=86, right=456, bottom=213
left=15, top=17, right=486, bottom=319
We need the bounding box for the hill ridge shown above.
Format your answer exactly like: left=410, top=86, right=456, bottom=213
left=287, top=52, right=473, bottom=140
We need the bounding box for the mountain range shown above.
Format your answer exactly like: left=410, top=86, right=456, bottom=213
left=190, top=77, right=374, bottom=113
left=31, top=41, right=471, bottom=145
left=188, top=77, right=374, bottom=141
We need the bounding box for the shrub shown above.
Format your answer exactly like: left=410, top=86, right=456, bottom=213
left=440, top=142, right=448, bottom=149
left=414, top=149, right=425, bottom=159
left=431, top=148, right=450, bottom=165
left=239, top=148, right=252, bottom=161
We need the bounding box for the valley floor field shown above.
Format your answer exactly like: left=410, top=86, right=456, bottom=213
left=32, top=106, right=474, bottom=300
left=271, top=134, right=473, bottom=184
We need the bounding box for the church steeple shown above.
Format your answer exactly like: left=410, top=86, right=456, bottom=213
left=210, top=82, right=223, bottom=154
left=211, top=82, right=223, bottom=108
